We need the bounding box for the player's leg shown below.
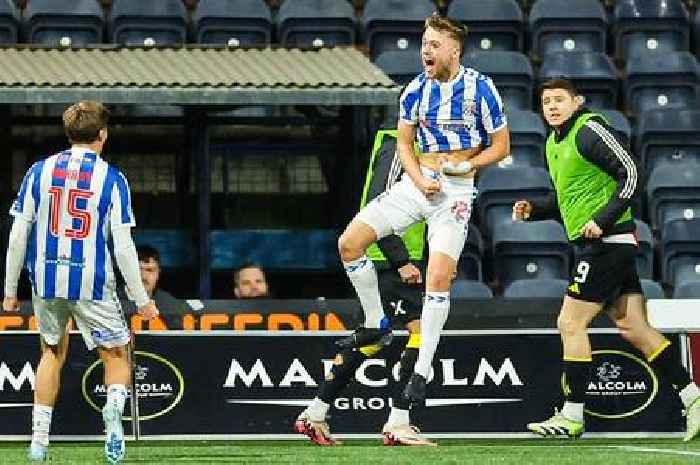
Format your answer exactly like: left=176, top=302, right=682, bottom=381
left=338, top=182, right=422, bottom=346
left=608, top=292, right=700, bottom=441
left=29, top=297, right=71, bottom=461
left=73, top=298, right=130, bottom=463
left=383, top=320, right=436, bottom=446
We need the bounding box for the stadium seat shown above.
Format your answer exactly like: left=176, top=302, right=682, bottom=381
left=492, top=220, right=570, bottom=286
left=634, top=219, right=654, bottom=280
left=660, top=218, right=700, bottom=286
left=641, top=279, right=665, bottom=299
left=503, top=278, right=567, bottom=299
left=133, top=230, right=196, bottom=268
left=210, top=229, right=337, bottom=270
left=529, top=0, right=607, bottom=59
left=476, top=166, right=554, bottom=236
left=508, top=110, right=547, bottom=167
left=539, top=52, right=618, bottom=109
left=635, top=109, right=700, bottom=174
left=646, top=162, right=700, bottom=230
left=109, top=0, right=187, bottom=46
left=451, top=279, right=494, bottom=299
left=24, top=0, right=103, bottom=46
left=447, top=0, right=524, bottom=52
left=363, top=0, right=435, bottom=61
left=458, top=223, right=485, bottom=281
left=613, top=0, right=690, bottom=63
left=194, top=0, right=272, bottom=46
left=277, top=0, right=356, bottom=48
left=673, top=280, right=700, bottom=298
left=0, top=0, right=20, bottom=44
left=595, top=109, right=631, bottom=141
left=463, top=51, right=533, bottom=110
left=624, top=51, right=700, bottom=116
left=374, top=50, right=421, bottom=86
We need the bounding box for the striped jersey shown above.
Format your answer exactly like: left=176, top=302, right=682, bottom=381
left=9, top=147, right=135, bottom=301
left=399, top=66, right=507, bottom=153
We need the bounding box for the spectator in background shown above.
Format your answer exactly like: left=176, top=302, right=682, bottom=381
left=233, top=264, right=270, bottom=299
left=120, top=245, right=189, bottom=329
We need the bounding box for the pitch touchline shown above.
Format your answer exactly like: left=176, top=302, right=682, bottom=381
left=612, top=446, right=700, bottom=457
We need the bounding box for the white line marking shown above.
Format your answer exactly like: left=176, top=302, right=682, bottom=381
left=225, top=398, right=523, bottom=407
left=0, top=403, right=33, bottom=408
left=612, top=446, right=700, bottom=457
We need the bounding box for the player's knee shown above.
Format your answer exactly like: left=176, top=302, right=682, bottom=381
left=557, top=313, right=586, bottom=338
left=426, top=269, right=452, bottom=290
left=338, top=233, right=363, bottom=262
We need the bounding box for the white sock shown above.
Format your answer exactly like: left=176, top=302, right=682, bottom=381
left=305, top=397, right=330, bottom=422
left=386, top=407, right=410, bottom=427
left=680, top=382, right=700, bottom=408
left=106, top=384, right=128, bottom=414
left=343, top=256, right=384, bottom=328
left=414, top=292, right=450, bottom=378
left=32, top=404, right=53, bottom=447
left=561, top=401, right=584, bottom=423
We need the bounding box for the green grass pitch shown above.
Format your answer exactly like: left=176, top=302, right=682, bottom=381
left=1, top=439, right=699, bottom=465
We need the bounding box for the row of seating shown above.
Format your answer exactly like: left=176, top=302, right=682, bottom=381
left=3, top=0, right=700, bottom=60
left=380, top=49, right=700, bottom=116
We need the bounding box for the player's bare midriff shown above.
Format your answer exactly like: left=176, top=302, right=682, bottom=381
left=418, top=147, right=481, bottom=178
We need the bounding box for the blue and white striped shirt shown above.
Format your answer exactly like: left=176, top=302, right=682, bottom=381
left=399, top=66, right=507, bottom=153
left=9, top=147, right=135, bottom=301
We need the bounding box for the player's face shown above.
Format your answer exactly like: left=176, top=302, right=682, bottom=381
left=421, top=27, right=460, bottom=81
left=139, top=258, right=160, bottom=297
left=541, top=89, right=580, bottom=128
left=235, top=267, right=269, bottom=299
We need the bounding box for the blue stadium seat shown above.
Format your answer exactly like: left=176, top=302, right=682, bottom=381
left=194, top=0, right=271, bottom=46
left=673, top=280, right=700, bottom=298
left=463, top=51, right=533, bottom=110
left=539, top=52, right=618, bottom=109
left=458, top=223, right=484, bottom=281
left=374, top=50, right=421, bottom=86
left=451, top=279, right=493, bottom=299
left=210, top=229, right=337, bottom=270
left=493, top=220, right=570, bottom=286
left=133, top=230, right=196, bottom=268
left=529, top=0, right=607, bottom=59
left=0, top=0, right=20, bottom=44
left=634, top=219, right=653, bottom=280
left=635, top=109, right=700, bottom=174
left=614, top=0, right=690, bottom=63
left=641, top=279, right=665, bottom=299
left=508, top=110, right=547, bottom=167
left=646, top=161, right=700, bottom=230
left=624, top=51, right=700, bottom=116
left=447, top=0, right=524, bottom=52
left=277, top=0, right=355, bottom=48
left=363, top=0, right=435, bottom=61
left=596, top=109, right=631, bottom=141
left=476, top=166, right=554, bottom=235
left=660, top=218, right=700, bottom=286
left=503, top=278, right=567, bottom=299
left=109, top=0, right=187, bottom=46
left=24, top=0, right=103, bottom=46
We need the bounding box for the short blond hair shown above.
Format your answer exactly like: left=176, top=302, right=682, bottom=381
left=62, top=100, right=110, bottom=143
left=424, top=14, right=467, bottom=57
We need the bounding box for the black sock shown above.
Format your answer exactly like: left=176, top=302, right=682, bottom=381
left=648, top=340, right=692, bottom=391
left=393, top=348, right=418, bottom=410
left=318, top=348, right=367, bottom=403
left=564, top=359, right=591, bottom=403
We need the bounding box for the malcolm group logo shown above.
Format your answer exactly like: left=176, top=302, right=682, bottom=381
left=222, top=356, right=524, bottom=411
left=564, top=350, right=658, bottom=419
left=82, top=351, right=184, bottom=421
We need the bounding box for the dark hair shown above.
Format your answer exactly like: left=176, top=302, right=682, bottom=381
left=136, top=245, right=160, bottom=265
left=62, top=100, right=110, bottom=143
left=424, top=14, right=467, bottom=57
left=540, top=78, right=579, bottom=97
left=233, top=263, right=265, bottom=288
